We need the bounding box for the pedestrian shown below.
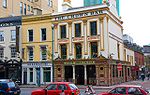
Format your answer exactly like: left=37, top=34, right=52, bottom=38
left=147, top=72, right=150, bottom=80
left=141, top=73, right=145, bottom=81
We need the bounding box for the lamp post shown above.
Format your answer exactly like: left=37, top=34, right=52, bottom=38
left=51, top=24, right=55, bottom=82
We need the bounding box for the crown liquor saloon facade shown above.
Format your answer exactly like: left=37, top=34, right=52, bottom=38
left=52, top=5, right=132, bottom=86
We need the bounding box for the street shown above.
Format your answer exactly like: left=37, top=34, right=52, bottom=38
left=20, top=80, right=150, bottom=95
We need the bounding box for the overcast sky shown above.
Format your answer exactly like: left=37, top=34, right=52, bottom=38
left=58, top=0, right=150, bottom=46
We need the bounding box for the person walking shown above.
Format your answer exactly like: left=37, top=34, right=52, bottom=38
left=147, top=72, right=150, bottom=80
left=141, top=73, right=145, bottom=81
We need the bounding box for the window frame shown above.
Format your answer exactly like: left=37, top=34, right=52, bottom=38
left=40, top=46, right=47, bottom=61
left=60, top=25, right=67, bottom=39
left=90, top=21, right=97, bottom=36
left=60, top=44, right=67, bottom=59
left=41, top=28, right=47, bottom=41
left=10, top=47, right=16, bottom=58
left=3, top=0, right=7, bottom=8
left=0, top=31, right=4, bottom=42
left=74, top=23, right=81, bottom=37
left=11, top=30, right=16, bottom=41
left=28, top=47, right=34, bottom=61
left=28, top=29, right=33, bottom=42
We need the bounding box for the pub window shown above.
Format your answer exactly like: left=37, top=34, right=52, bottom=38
left=91, top=42, right=98, bottom=58
left=112, top=65, right=115, bottom=77
left=28, top=47, right=34, bottom=61
left=11, top=47, right=16, bottom=58
left=75, top=43, right=82, bottom=59
left=0, top=48, right=4, bottom=58
left=116, top=66, right=118, bottom=77
left=28, top=29, right=33, bottom=42
left=60, top=25, right=66, bottom=39
left=60, top=44, right=67, bottom=59
left=41, top=28, right=46, bottom=41
left=43, top=67, right=51, bottom=82
left=90, top=21, right=97, bottom=36
left=128, top=68, right=130, bottom=76
left=0, top=31, right=4, bottom=42
left=11, top=30, right=16, bottom=41
left=3, top=0, right=7, bottom=8
left=75, top=23, right=81, bottom=37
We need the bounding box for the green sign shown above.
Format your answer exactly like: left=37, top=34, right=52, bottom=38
left=64, top=61, right=95, bottom=65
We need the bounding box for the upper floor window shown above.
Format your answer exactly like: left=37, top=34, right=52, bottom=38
left=60, top=44, right=67, bottom=59
left=11, top=47, right=16, bottom=58
left=75, top=43, right=82, bottom=59
left=28, top=47, right=33, bottom=61
left=31, top=6, right=33, bottom=13
left=91, top=42, right=98, bottom=58
left=0, top=31, right=4, bottom=42
left=20, top=2, right=23, bottom=14
left=24, top=3, right=26, bottom=15
left=28, top=5, right=30, bottom=11
left=28, top=29, right=33, bottom=42
left=41, top=46, right=47, bottom=61
left=3, top=0, right=7, bottom=8
left=75, top=23, right=81, bottom=37
left=48, top=0, right=52, bottom=6
left=11, top=30, right=16, bottom=41
left=41, top=28, right=46, bottom=41
left=90, top=21, right=97, bottom=36
left=0, top=48, right=4, bottom=58
left=60, top=25, right=66, bottom=39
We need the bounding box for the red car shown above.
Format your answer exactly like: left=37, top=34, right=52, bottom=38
left=31, top=82, right=80, bottom=95
left=98, top=85, right=150, bottom=95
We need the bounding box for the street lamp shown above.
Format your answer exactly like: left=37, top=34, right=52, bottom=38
left=51, top=24, right=55, bottom=82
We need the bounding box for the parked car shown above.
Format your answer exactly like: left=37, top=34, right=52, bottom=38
left=98, top=85, right=150, bottom=95
left=31, top=82, right=80, bottom=95
left=0, top=79, right=21, bottom=95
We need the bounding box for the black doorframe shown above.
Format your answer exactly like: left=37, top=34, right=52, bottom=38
left=0, top=59, right=22, bottom=84
left=75, top=65, right=84, bottom=85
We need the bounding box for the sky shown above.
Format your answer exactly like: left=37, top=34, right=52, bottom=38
left=58, top=0, right=150, bottom=46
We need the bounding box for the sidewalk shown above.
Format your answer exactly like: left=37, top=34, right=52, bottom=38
left=19, top=80, right=150, bottom=89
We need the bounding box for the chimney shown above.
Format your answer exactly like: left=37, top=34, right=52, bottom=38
left=62, top=0, right=72, bottom=11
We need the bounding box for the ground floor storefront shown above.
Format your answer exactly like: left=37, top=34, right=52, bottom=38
left=54, top=58, right=133, bottom=86
left=22, top=61, right=53, bottom=85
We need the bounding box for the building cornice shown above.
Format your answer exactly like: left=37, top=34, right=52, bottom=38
left=22, top=14, right=52, bottom=22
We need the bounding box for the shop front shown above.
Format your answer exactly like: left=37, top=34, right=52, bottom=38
left=54, top=58, right=132, bottom=86
left=22, top=62, right=53, bottom=85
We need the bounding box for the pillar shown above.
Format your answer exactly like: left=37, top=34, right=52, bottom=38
left=68, top=21, right=72, bottom=55
left=72, top=65, right=75, bottom=84
left=84, top=65, right=87, bottom=85
left=83, top=19, right=88, bottom=55
left=27, top=68, right=30, bottom=84
left=99, top=17, right=104, bottom=51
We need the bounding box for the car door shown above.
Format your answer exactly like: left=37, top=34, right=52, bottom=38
left=109, top=87, right=127, bottom=95
left=57, top=84, right=70, bottom=95
left=46, top=84, right=58, bottom=95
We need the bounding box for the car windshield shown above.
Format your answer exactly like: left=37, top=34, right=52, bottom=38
left=8, top=82, right=15, bottom=88
left=69, top=84, right=78, bottom=90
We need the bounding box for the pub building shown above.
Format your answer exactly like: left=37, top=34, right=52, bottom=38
left=0, top=16, right=22, bottom=82
left=52, top=0, right=133, bottom=86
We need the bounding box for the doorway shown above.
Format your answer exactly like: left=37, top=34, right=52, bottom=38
left=75, top=65, right=84, bottom=85
left=87, top=65, right=96, bottom=85
left=65, top=66, right=73, bottom=82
